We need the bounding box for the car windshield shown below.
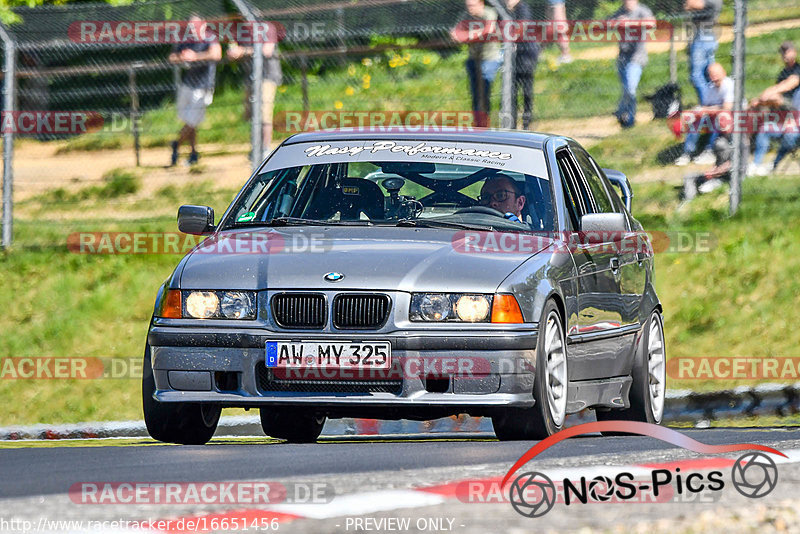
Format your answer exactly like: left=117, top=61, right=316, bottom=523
left=223, top=156, right=554, bottom=233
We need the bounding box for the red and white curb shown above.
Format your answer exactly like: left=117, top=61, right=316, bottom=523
left=120, top=448, right=800, bottom=533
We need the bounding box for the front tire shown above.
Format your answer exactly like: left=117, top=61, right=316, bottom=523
left=142, top=344, right=221, bottom=445
left=493, top=300, right=568, bottom=440
left=260, top=409, right=325, bottom=443
left=595, top=309, right=666, bottom=426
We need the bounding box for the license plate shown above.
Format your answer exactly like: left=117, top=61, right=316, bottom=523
left=265, top=341, right=391, bottom=370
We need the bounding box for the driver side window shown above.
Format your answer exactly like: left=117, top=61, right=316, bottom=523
left=572, top=148, right=614, bottom=214
left=556, top=150, right=585, bottom=231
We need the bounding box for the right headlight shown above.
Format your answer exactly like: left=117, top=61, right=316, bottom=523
left=175, top=290, right=257, bottom=319
left=409, top=293, right=524, bottom=323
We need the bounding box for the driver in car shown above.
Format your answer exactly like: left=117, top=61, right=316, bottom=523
left=478, top=174, right=526, bottom=223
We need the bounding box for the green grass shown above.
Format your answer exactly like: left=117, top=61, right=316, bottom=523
left=20, top=168, right=141, bottom=210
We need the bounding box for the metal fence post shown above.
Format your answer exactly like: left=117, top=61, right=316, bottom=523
left=729, top=0, right=746, bottom=216
left=128, top=63, right=142, bottom=167
left=1, top=26, right=15, bottom=249
left=300, top=55, right=309, bottom=115
left=488, top=0, right=514, bottom=129
left=669, top=23, right=677, bottom=83
left=500, top=43, right=515, bottom=129
left=251, top=44, right=264, bottom=167
left=231, top=0, right=263, bottom=171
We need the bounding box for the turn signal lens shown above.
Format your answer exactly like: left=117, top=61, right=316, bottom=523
left=491, top=294, right=524, bottom=323
left=158, top=289, right=182, bottom=319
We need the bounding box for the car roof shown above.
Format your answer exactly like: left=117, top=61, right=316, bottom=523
left=282, top=128, right=564, bottom=150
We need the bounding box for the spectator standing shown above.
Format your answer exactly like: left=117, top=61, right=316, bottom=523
left=451, top=0, right=502, bottom=127
left=610, top=0, right=654, bottom=129
left=228, top=40, right=283, bottom=159
left=548, top=0, right=571, bottom=65
left=675, top=62, right=734, bottom=166
left=169, top=15, right=222, bottom=166
left=506, top=0, right=540, bottom=130
left=684, top=0, right=722, bottom=105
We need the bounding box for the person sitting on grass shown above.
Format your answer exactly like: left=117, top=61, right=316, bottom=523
left=682, top=134, right=736, bottom=201
left=748, top=41, right=800, bottom=176
left=749, top=85, right=800, bottom=177
left=674, top=62, right=734, bottom=167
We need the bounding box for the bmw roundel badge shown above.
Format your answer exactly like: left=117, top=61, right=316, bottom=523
left=324, top=272, right=345, bottom=282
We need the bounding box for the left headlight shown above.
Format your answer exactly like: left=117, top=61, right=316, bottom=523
left=183, top=290, right=256, bottom=320
left=410, top=293, right=492, bottom=323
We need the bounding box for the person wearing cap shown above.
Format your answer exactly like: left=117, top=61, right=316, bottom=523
left=478, top=174, right=526, bottom=222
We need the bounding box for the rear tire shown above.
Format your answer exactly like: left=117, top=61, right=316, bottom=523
left=493, top=300, right=568, bottom=441
left=595, top=309, right=666, bottom=430
left=142, top=344, right=221, bottom=445
left=260, top=409, right=325, bottom=443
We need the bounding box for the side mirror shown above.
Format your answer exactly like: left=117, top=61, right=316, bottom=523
left=603, top=168, right=633, bottom=212
left=178, top=205, right=215, bottom=235
left=580, top=212, right=628, bottom=233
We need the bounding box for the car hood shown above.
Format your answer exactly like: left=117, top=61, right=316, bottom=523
left=178, top=226, right=552, bottom=293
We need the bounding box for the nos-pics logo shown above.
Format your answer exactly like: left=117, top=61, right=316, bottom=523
left=504, top=421, right=782, bottom=518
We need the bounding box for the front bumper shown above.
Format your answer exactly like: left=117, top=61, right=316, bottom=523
left=148, top=325, right=538, bottom=416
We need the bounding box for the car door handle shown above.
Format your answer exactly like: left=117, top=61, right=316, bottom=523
left=610, top=256, right=620, bottom=273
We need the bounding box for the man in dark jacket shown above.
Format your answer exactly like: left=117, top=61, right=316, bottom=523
left=506, top=0, right=540, bottom=130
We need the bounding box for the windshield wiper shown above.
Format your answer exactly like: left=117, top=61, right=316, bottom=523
left=235, top=217, right=374, bottom=228
left=394, top=218, right=498, bottom=232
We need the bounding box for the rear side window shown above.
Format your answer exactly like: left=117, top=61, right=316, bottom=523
left=572, top=148, right=614, bottom=213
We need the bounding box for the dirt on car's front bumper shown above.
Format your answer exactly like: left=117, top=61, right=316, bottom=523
left=147, top=325, right=538, bottom=414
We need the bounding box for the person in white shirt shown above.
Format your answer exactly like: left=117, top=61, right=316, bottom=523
left=675, top=62, right=734, bottom=166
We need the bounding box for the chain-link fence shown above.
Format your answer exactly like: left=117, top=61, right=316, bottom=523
left=3, top=0, right=800, bottom=247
